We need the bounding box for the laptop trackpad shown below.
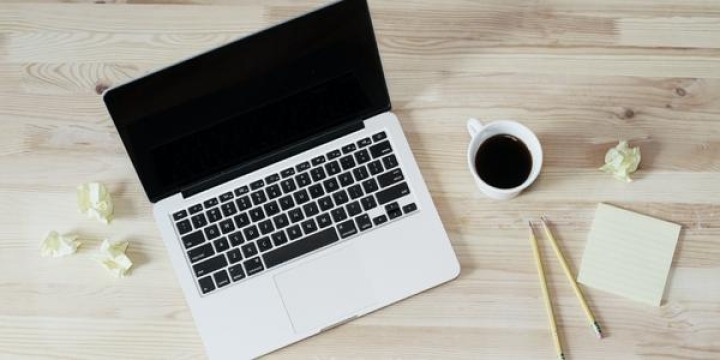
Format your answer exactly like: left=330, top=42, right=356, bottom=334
left=274, top=246, right=376, bottom=334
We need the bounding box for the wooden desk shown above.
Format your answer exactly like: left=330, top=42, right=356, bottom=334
left=2, top=1, right=719, bottom=359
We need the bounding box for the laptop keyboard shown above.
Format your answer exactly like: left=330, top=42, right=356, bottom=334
left=171, top=131, right=418, bottom=295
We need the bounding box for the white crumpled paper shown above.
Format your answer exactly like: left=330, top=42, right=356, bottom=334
left=41, top=230, right=81, bottom=257
left=95, top=239, right=133, bottom=278
left=77, top=182, right=114, bottom=224
left=599, top=141, right=641, bottom=182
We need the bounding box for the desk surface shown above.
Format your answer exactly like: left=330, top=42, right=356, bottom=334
left=2, top=1, right=720, bottom=359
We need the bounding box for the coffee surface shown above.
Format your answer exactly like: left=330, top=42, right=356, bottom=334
left=474, top=134, right=532, bottom=189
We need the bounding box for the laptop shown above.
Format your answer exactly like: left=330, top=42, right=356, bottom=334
left=103, top=0, right=459, bottom=358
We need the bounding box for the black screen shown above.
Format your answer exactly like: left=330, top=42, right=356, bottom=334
left=104, top=0, right=390, bottom=202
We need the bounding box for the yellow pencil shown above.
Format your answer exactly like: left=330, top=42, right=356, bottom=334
left=528, top=221, right=565, bottom=360
left=540, top=216, right=604, bottom=339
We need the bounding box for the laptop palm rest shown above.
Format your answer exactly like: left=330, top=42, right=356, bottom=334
left=274, top=246, right=377, bottom=334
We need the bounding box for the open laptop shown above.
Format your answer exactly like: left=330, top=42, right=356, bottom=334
left=103, top=0, right=459, bottom=358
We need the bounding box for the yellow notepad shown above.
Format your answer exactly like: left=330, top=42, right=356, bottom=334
left=578, top=203, right=681, bottom=306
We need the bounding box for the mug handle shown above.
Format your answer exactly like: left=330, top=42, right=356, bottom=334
left=467, top=118, right=484, bottom=137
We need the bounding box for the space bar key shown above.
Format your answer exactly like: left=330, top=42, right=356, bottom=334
left=262, top=228, right=340, bottom=269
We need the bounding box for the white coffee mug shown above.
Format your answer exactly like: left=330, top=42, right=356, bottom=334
left=467, top=118, right=543, bottom=200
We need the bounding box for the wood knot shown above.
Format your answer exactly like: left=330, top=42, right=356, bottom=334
left=622, top=108, right=635, bottom=119
left=675, top=87, right=687, bottom=97
left=95, top=82, right=110, bottom=95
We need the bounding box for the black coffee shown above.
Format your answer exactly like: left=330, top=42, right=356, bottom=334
left=474, top=134, right=532, bottom=189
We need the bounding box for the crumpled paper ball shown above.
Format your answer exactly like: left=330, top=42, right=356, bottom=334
left=95, top=239, right=133, bottom=278
left=599, top=141, right=641, bottom=182
left=41, top=230, right=81, bottom=257
left=77, top=182, right=114, bottom=224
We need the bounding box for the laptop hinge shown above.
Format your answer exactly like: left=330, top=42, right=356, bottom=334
left=180, top=120, right=365, bottom=199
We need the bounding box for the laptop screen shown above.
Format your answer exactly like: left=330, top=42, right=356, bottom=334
left=104, top=0, right=390, bottom=202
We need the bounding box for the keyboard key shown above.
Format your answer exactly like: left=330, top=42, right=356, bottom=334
left=219, top=219, right=235, bottom=234
left=403, top=203, right=418, bottom=214
left=361, top=195, right=377, bottom=211
left=234, top=212, right=250, bottom=228
left=228, top=231, right=244, bottom=246
left=354, top=149, right=370, bottom=164
left=339, top=155, right=356, bottom=170
left=378, top=168, right=404, bottom=188
left=204, top=198, right=219, bottom=208
left=214, top=270, right=231, bottom=288
left=346, top=201, right=362, bottom=217
left=289, top=208, right=304, bottom=223
left=281, top=178, right=297, bottom=193
left=273, top=213, right=289, bottom=229
left=198, top=276, right=215, bottom=294
left=333, top=190, right=349, bottom=205
left=173, top=210, right=188, bottom=221
left=236, top=196, right=252, bottom=211
left=296, top=161, right=311, bottom=172
left=250, top=179, right=264, bottom=190
left=317, top=213, right=332, bottom=228
left=325, top=161, right=341, bottom=176
left=373, top=215, right=388, bottom=225
left=337, top=219, right=357, bottom=238
left=331, top=207, right=347, bottom=222
left=204, top=224, right=221, bottom=240
left=249, top=207, right=265, bottom=222
left=189, top=204, right=203, bottom=214
left=207, top=208, right=222, bottom=223
left=296, top=173, right=311, bottom=188
left=347, top=184, right=364, bottom=199
left=386, top=202, right=400, bottom=212
left=176, top=219, right=192, bottom=235
left=294, top=189, right=310, bottom=204
left=301, top=219, right=318, bottom=234
left=310, top=167, right=326, bottom=182
left=251, top=190, right=267, bottom=205
left=213, top=237, right=230, bottom=252
left=287, top=225, right=303, bottom=240
left=266, top=184, right=282, bottom=199
left=353, top=166, right=369, bottom=181
left=244, top=257, right=264, bottom=276
left=311, top=155, right=326, bottom=166
left=323, top=178, right=339, bottom=193
left=303, top=202, right=319, bottom=217
left=338, top=172, right=354, bottom=187
left=279, top=195, right=295, bottom=210
left=243, top=225, right=259, bottom=240
left=342, top=143, right=357, bottom=154
left=327, top=149, right=341, bottom=160
left=234, top=186, right=249, bottom=197
left=362, top=178, right=379, bottom=194
left=219, top=192, right=233, bottom=202
left=318, top=196, right=334, bottom=211
left=221, top=202, right=237, bottom=217
left=182, top=231, right=205, bottom=249
left=367, top=160, right=384, bottom=175
left=388, top=208, right=402, bottom=220
left=227, top=248, right=243, bottom=264
left=193, top=254, right=227, bottom=277
left=271, top=231, right=288, bottom=246
left=191, top=213, right=208, bottom=229
left=382, top=154, right=398, bottom=169
left=309, top=184, right=325, bottom=199
left=263, top=228, right=339, bottom=269
left=357, top=137, right=372, bottom=148
left=376, top=182, right=411, bottom=205
left=258, top=219, right=274, bottom=235
left=370, top=141, right=392, bottom=158
left=264, top=200, right=280, bottom=216
left=228, top=264, right=246, bottom=281
left=188, top=243, right=215, bottom=263
left=281, top=167, right=295, bottom=178
left=372, top=131, right=387, bottom=142
left=241, top=242, right=258, bottom=258
left=356, top=214, right=372, bottom=231
left=265, top=173, right=280, bottom=184
left=257, top=236, right=273, bottom=252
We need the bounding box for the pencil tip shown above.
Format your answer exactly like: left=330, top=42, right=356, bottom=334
left=593, top=321, right=604, bottom=339
left=540, top=215, right=548, bottom=223
left=559, top=353, right=566, bottom=360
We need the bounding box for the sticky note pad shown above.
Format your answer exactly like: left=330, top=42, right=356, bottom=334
left=578, top=203, right=681, bottom=306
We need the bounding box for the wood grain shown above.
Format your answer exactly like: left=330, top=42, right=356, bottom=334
left=1, top=0, right=719, bottom=359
